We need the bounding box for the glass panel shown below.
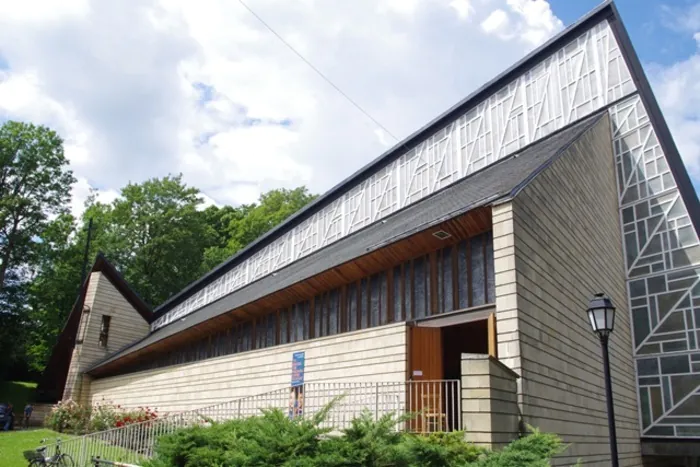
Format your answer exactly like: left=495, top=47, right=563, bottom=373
left=638, top=377, right=660, bottom=386
left=471, top=235, right=485, bottom=306
left=650, top=386, right=663, bottom=421
left=348, top=283, right=358, bottom=332
left=414, top=257, right=428, bottom=319
left=486, top=232, right=495, bottom=303
left=632, top=308, right=650, bottom=347
left=644, top=426, right=675, bottom=436
left=380, top=272, right=388, bottom=325
left=361, top=278, right=370, bottom=328
left=328, top=290, right=339, bottom=336
left=640, top=387, right=651, bottom=428
left=279, top=309, right=289, bottom=345
left=669, top=395, right=700, bottom=416
left=660, top=355, right=690, bottom=375
left=457, top=241, right=469, bottom=309
left=404, top=263, right=412, bottom=319
left=442, top=247, right=453, bottom=313
left=677, top=426, right=700, bottom=436
left=637, top=358, right=659, bottom=376
left=662, top=341, right=688, bottom=352
left=370, top=274, right=380, bottom=327
left=393, top=267, right=402, bottom=322
left=240, top=322, right=252, bottom=352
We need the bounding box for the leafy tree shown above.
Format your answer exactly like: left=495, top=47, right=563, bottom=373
left=94, top=174, right=216, bottom=306
left=230, top=187, right=317, bottom=248
left=201, top=187, right=317, bottom=271
left=0, top=121, right=75, bottom=291
left=25, top=214, right=84, bottom=372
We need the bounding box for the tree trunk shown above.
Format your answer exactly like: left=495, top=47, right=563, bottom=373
left=0, top=219, right=19, bottom=291
left=0, top=243, right=11, bottom=291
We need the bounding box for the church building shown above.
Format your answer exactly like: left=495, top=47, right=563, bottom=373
left=39, top=2, right=700, bottom=465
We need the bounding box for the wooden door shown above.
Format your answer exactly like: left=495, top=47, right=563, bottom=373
left=408, top=326, right=443, bottom=381
left=407, top=326, right=443, bottom=432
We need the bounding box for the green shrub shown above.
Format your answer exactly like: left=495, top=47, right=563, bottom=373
left=145, top=407, right=569, bottom=467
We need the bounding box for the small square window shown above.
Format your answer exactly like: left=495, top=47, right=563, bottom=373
left=99, top=315, right=111, bottom=348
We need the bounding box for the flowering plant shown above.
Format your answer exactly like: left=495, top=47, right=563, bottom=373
left=45, top=399, right=160, bottom=434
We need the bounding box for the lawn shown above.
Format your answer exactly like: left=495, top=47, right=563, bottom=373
left=0, top=427, right=145, bottom=466
left=0, top=381, right=37, bottom=411
left=0, top=428, right=63, bottom=467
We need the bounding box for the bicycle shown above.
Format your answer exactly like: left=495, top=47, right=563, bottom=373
left=23, top=438, right=75, bottom=466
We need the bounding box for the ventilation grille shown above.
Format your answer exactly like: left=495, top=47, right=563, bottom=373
left=432, top=230, right=452, bottom=240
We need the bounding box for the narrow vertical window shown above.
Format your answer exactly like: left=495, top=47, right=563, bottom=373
left=99, top=315, right=111, bottom=348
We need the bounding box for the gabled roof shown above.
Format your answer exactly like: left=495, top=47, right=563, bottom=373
left=36, top=254, right=151, bottom=402
left=153, top=0, right=625, bottom=320
left=87, top=112, right=607, bottom=374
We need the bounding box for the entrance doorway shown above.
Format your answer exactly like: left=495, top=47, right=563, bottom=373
left=406, top=308, right=495, bottom=432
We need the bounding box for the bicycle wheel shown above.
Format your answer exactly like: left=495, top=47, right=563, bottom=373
left=28, top=461, right=44, bottom=467
left=55, top=454, right=74, bottom=467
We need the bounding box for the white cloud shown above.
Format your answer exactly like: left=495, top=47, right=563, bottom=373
left=70, top=177, right=119, bottom=218
left=646, top=4, right=700, bottom=181
left=481, top=0, right=562, bottom=46
left=648, top=50, right=700, bottom=178
left=481, top=9, right=511, bottom=37
left=0, top=0, right=566, bottom=212
left=449, top=0, right=475, bottom=20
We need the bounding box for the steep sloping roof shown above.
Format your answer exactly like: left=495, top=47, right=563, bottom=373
left=35, top=254, right=151, bottom=402
left=87, top=112, right=606, bottom=374
left=153, top=0, right=621, bottom=319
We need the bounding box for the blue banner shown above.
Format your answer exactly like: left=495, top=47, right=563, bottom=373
left=291, top=351, right=305, bottom=387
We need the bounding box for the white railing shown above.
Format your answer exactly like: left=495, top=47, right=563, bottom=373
left=47, top=380, right=460, bottom=466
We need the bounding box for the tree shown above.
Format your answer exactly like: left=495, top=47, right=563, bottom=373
left=230, top=187, right=317, bottom=248
left=0, top=121, right=75, bottom=291
left=99, top=175, right=215, bottom=306
left=201, top=187, right=317, bottom=271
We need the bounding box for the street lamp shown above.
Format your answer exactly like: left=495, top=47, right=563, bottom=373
left=587, top=293, right=619, bottom=467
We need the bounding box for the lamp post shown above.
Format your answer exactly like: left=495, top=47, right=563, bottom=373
left=587, top=293, right=619, bottom=467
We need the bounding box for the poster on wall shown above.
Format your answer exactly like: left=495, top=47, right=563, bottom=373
left=289, top=351, right=305, bottom=418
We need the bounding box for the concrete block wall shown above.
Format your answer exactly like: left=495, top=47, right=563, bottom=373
left=461, top=353, right=519, bottom=449
left=88, top=322, right=407, bottom=413
left=507, top=115, right=643, bottom=465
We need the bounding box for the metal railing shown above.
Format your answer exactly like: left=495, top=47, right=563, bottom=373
left=48, top=380, right=461, bottom=466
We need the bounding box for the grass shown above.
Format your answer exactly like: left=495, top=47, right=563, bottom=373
left=0, top=428, right=63, bottom=467
left=0, top=381, right=37, bottom=410
left=0, top=427, right=144, bottom=467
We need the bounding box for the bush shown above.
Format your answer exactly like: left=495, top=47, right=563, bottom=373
left=144, top=408, right=568, bottom=467
left=45, top=399, right=160, bottom=434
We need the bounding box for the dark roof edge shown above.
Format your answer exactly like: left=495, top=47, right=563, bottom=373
left=153, top=0, right=617, bottom=316
left=607, top=3, right=700, bottom=234
left=509, top=112, right=608, bottom=198
left=88, top=114, right=612, bottom=370
left=92, top=253, right=153, bottom=323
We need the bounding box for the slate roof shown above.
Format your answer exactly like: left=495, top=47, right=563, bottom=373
left=152, top=0, right=619, bottom=319
left=87, top=112, right=606, bottom=373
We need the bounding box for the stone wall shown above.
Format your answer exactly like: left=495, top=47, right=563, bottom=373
left=461, top=353, right=519, bottom=449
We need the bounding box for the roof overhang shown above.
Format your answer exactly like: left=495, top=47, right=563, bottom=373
left=88, top=112, right=606, bottom=377
left=151, top=0, right=621, bottom=320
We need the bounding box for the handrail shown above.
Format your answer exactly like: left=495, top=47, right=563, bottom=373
left=46, top=379, right=461, bottom=466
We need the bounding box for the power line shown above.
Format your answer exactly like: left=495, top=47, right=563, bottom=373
left=236, top=0, right=401, bottom=143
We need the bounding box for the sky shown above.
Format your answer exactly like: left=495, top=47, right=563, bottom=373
left=0, top=0, right=699, bottom=216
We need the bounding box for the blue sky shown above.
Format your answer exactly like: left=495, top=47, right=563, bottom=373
left=552, top=0, right=699, bottom=66
left=0, top=0, right=699, bottom=211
